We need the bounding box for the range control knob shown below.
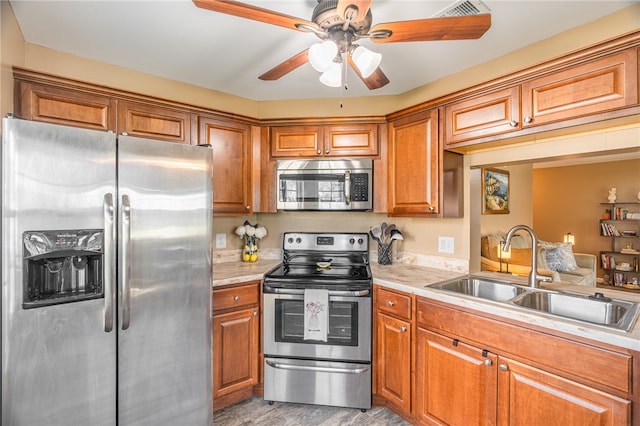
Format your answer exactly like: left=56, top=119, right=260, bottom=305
left=296, top=237, right=302, bottom=244
left=350, top=238, right=355, bottom=245
left=358, top=238, right=364, bottom=245
left=287, top=237, right=294, bottom=244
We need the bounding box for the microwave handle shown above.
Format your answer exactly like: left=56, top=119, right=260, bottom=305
left=344, top=170, right=351, bottom=205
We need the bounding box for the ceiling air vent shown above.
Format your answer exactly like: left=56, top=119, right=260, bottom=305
left=433, top=0, right=491, bottom=17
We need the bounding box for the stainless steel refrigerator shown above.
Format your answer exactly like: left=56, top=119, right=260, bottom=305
left=1, top=117, right=213, bottom=425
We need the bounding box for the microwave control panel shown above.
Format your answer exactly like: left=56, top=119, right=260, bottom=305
left=351, top=174, right=369, bottom=201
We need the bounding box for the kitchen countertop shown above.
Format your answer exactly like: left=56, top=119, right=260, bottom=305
left=213, top=260, right=640, bottom=351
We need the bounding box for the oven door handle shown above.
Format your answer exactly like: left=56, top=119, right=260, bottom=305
left=265, top=359, right=370, bottom=375
left=263, top=286, right=370, bottom=297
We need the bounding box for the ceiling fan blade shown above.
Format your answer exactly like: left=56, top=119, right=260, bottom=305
left=259, top=49, right=310, bottom=81
left=370, top=14, right=491, bottom=43
left=347, top=56, right=389, bottom=90
left=192, top=0, right=318, bottom=32
left=337, top=0, right=373, bottom=22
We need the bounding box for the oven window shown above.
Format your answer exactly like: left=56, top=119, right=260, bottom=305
left=274, top=299, right=358, bottom=346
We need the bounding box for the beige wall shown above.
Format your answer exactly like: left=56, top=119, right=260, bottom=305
left=533, top=159, right=640, bottom=278
left=1, top=1, right=639, bottom=267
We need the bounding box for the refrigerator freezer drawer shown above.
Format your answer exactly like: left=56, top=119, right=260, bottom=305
left=264, top=357, right=371, bottom=410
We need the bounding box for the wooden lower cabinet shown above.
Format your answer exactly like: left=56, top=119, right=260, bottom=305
left=376, top=312, right=412, bottom=412
left=415, top=298, right=633, bottom=426
left=497, top=356, right=630, bottom=426
left=415, top=328, right=497, bottom=425
left=212, top=282, right=260, bottom=411
left=374, top=286, right=414, bottom=416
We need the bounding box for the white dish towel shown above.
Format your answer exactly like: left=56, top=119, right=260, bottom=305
left=303, top=288, right=329, bottom=342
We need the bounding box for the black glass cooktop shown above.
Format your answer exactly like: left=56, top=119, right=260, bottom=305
left=265, top=263, right=370, bottom=281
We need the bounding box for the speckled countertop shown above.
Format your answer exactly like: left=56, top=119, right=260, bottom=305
left=213, top=261, right=640, bottom=351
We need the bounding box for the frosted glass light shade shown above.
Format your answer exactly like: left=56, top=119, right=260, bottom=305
left=308, top=41, right=338, bottom=72
left=319, top=62, right=342, bottom=87
left=351, top=45, right=382, bottom=78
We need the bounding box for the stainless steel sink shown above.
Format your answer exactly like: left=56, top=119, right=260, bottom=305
left=512, top=291, right=640, bottom=332
left=429, top=277, right=528, bottom=302
left=427, top=275, right=640, bottom=332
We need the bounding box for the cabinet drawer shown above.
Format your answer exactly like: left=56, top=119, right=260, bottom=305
left=213, top=283, right=260, bottom=312
left=377, top=288, right=412, bottom=320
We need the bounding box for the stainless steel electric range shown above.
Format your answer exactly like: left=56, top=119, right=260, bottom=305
left=263, top=232, right=372, bottom=410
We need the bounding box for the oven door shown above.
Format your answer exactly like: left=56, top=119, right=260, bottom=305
left=263, top=288, right=371, bottom=362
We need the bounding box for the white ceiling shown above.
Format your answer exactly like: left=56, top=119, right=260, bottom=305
left=9, top=1, right=638, bottom=101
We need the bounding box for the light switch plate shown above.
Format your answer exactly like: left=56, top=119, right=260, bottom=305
left=438, top=236, right=454, bottom=254
left=215, top=233, right=227, bottom=249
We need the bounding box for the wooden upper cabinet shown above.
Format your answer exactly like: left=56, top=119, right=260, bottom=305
left=117, top=100, right=191, bottom=143
left=388, top=109, right=440, bottom=216
left=15, top=81, right=116, bottom=132
left=444, top=86, right=520, bottom=146
left=270, top=125, right=322, bottom=157
left=521, top=49, right=638, bottom=127
left=270, top=123, right=378, bottom=158
left=323, top=124, right=378, bottom=157
left=197, top=116, right=252, bottom=215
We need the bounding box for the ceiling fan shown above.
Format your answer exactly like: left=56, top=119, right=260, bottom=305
left=193, top=0, right=491, bottom=90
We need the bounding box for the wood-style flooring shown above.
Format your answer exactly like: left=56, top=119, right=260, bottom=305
left=213, top=397, right=411, bottom=425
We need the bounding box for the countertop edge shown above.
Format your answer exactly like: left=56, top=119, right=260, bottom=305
left=213, top=261, right=640, bottom=352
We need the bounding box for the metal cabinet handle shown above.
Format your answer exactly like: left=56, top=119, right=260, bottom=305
left=317, top=149, right=322, bottom=155
left=325, top=148, right=330, bottom=154
left=234, top=295, right=240, bottom=301
left=103, top=194, right=115, bottom=333
left=484, top=359, right=493, bottom=366
left=499, top=363, right=509, bottom=372
left=524, top=116, right=533, bottom=124
left=400, top=326, right=407, bottom=332
left=387, top=301, right=394, bottom=307
left=245, top=205, right=250, bottom=211
left=253, top=311, right=258, bottom=316
left=121, top=194, right=131, bottom=331
left=428, top=206, right=435, bottom=212
left=509, top=120, right=518, bottom=127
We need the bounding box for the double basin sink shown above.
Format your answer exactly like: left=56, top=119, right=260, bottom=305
left=427, top=276, right=640, bottom=332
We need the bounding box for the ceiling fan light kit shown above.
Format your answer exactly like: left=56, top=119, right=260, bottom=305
left=319, top=62, right=343, bottom=87
left=308, top=40, right=339, bottom=72
left=194, top=0, right=492, bottom=91
left=351, top=45, right=381, bottom=78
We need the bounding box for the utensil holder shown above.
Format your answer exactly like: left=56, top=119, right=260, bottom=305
left=378, top=243, right=393, bottom=265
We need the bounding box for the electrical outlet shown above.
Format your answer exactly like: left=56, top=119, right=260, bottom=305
left=215, top=233, right=227, bottom=249
left=438, top=236, right=454, bottom=254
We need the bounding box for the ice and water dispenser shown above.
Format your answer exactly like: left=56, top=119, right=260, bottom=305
left=23, top=230, right=104, bottom=308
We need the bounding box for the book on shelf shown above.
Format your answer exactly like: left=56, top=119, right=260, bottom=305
left=600, top=222, right=620, bottom=236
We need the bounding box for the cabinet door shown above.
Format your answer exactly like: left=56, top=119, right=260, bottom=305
left=415, top=328, right=497, bottom=426
left=270, top=125, right=322, bottom=157
left=521, top=49, right=638, bottom=127
left=323, top=123, right=379, bottom=157
left=376, top=312, right=411, bottom=412
left=212, top=307, right=259, bottom=401
left=497, top=357, right=630, bottom=426
left=388, top=109, right=440, bottom=216
left=444, top=86, right=520, bottom=146
left=198, top=116, right=252, bottom=214
left=117, top=100, right=191, bottom=143
left=15, top=81, right=116, bottom=131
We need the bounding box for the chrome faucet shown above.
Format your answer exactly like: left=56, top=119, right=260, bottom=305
left=503, top=225, right=552, bottom=288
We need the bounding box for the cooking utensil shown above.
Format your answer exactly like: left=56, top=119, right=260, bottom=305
left=370, top=224, right=382, bottom=243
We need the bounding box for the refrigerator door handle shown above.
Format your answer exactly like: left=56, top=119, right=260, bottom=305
left=103, top=193, right=115, bottom=332
left=121, top=194, right=132, bottom=330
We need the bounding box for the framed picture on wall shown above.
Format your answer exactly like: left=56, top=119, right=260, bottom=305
left=482, top=168, right=509, bottom=214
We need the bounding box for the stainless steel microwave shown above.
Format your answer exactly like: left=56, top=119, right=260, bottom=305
left=276, top=159, right=373, bottom=211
